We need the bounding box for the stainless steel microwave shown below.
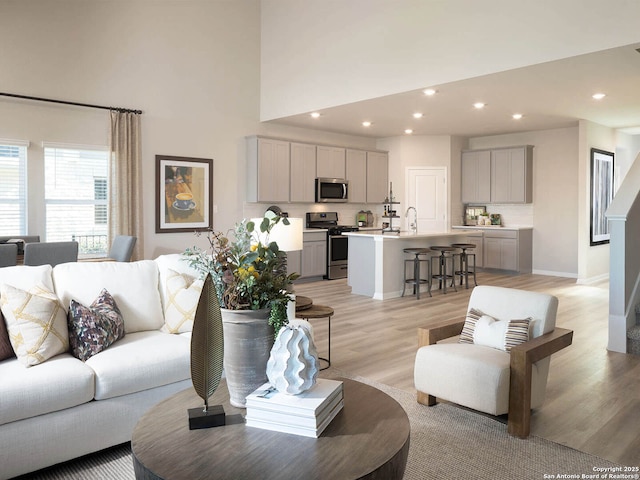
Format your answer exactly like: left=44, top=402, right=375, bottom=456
left=315, top=177, right=349, bottom=203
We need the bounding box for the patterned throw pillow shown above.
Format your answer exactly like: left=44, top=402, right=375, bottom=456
left=68, top=289, right=125, bottom=362
left=162, top=269, right=204, bottom=334
left=0, top=284, right=69, bottom=367
left=0, top=309, right=16, bottom=361
left=458, top=308, right=484, bottom=344
left=459, top=307, right=531, bottom=352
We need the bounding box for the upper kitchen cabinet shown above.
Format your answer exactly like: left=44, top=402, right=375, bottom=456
left=247, top=136, right=290, bottom=203
left=461, top=145, right=533, bottom=204
left=490, top=146, right=533, bottom=203
left=461, top=150, right=491, bottom=204
left=366, top=151, right=388, bottom=203
left=316, top=146, right=346, bottom=179
left=346, top=149, right=367, bottom=203
left=290, top=142, right=316, bottom=203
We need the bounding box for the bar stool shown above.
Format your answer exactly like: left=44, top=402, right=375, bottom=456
left=451, top=243, right=478, bottom=289
left=430, top=246, right=458, bottom=294
left=402, top=248, right=431, bottom=299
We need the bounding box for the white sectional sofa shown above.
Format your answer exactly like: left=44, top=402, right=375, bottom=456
left=0, top=254, right=201, bottom=479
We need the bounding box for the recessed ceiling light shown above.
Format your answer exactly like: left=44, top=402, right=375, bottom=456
left=473, top=102, right=486, bottom=109
left=423, top=89, right=437, bottom=96
left=404, top=129, right=413, bottom=134
left=310, top=112, right=321, bottom=118
left=512, top=113, right=523, bottom=120
left=592, top=93, right=606, bottom=100
left=362, top=121, right=372, bottom=127
left=413, top=113, right=423, bottom=119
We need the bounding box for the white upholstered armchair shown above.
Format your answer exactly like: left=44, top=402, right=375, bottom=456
left=414, top=286, right=573, bottom=438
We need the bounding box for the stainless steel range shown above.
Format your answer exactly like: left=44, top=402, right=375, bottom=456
left=306, top=212, right=359, bottom=280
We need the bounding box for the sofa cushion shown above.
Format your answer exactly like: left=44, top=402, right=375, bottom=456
left=53, top=260, right=164, bottom=333
left=0, top=353, right=95, bottom=425
left=0, top=310, right=14, bottom=361
left=0, top=264, right=54, bottom=292
left=68, top=289, right=125, bottom=361
left=86, top=330, right=191, bottom=400
left=162, top=269, right=203, bottom=334
left=0, top=284, right=69, bottom=367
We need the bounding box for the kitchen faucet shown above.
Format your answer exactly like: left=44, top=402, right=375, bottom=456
left=405, top=206, right=417, bottom=234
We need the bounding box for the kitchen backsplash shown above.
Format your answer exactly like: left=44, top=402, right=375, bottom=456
left=244, top=202, right=534, bottom=229
left=243, top=203, right=387, bottom=227
left=461, top=204, right=534, bottom=227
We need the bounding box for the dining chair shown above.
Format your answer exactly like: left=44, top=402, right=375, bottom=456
left=0, top=244, right=18, bottom=267
left=23, top=241, right=79, bottom=267
left=108, top=235, right=137, bottom=262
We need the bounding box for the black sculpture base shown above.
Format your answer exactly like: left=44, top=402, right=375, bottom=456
left=188, top=404, right=226, bottom=430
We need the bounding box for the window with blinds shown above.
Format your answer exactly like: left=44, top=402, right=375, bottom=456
left=44, top=145, right=109, bottom=254
left=0, top=143, right=27, bottom=235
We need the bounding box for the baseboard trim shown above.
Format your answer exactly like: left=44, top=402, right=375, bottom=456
left=532, top=269, right=578, bottom=279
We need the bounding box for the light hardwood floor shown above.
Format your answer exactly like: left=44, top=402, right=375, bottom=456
left=294, top=271, right=640, bottom=466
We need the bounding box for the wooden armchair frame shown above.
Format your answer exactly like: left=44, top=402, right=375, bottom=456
left=417, top=319, right=573, bottom=438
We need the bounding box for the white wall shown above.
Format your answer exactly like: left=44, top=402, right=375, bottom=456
left=260, top=0, right=640, bottom=120
left=578, top=121, right=616, bottom=282
left=0, top=0, right=377, bottom=259
left=469, top=127, right=579, bottom=277
left=376, top=135, right=455, bottom=227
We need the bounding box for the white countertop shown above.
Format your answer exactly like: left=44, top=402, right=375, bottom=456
left=344, top=229, right=475, bottom=239
left=452, top=225, right=533, bottom=231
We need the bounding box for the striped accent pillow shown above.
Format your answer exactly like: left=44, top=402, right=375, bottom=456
left=504, top=318, right=532, bottom=352
left=459, top=308, right=484, bottom=344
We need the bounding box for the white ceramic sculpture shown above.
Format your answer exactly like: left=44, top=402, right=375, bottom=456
left=266, top=323, right=319, bottom=395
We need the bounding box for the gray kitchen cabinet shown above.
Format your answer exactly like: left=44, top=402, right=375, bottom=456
left=366, top=151, right=388, bottom=203
left=346, top=149, right=367, bottom=203
left=461, top=150, right=491, bottom=204
left=466, top=232, right=484, bottom=268
left=461, top=145, right=533, bottom=204
left=291, top=231, right=327, bottom=281
left=290, top=142, right=316, bottom=203
left=490, top=146, right=533, bottom=203
left=247, top=136, right=290, bottom=202
left=482, top=229, right=532, bottom=273
left=316, top=146, right=346, bottom=179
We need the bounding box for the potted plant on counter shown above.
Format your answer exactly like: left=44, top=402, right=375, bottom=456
left=183, top=216, right=299, bottom=407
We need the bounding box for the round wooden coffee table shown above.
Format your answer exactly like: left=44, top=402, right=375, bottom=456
left=132, top=378, right=410, bottom=480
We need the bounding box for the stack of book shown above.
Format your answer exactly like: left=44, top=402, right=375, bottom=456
left=245, top=378, right=344, bottom=438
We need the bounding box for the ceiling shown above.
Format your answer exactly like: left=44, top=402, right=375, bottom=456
left=267, top=43, right=640, bottom=139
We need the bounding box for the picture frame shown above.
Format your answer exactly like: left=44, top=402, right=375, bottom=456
left=590, top=148, right=614, bottom=246
left=156, top=155, right=213, bottom=233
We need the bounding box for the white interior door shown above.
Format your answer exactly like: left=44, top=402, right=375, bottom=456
left=406, top=167, right=447, bottom=233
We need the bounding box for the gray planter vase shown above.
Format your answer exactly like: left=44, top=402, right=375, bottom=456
left=221, top=308, right=274, bottom=408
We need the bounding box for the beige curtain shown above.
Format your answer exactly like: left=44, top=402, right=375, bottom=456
left=109, top=110, right=143, bottom=260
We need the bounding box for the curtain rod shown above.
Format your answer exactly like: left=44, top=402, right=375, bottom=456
left=0, top=92, right=142, bottom=114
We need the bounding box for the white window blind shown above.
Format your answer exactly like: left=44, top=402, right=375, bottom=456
left=0, top=142, right=27, bottom=235
left=44, top=145, right=109, bottom=254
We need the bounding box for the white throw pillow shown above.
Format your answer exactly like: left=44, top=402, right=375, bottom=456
left=472, top=314, right=531, bottom=352
left=162, top=269, right=204, bottom=334
left=0, top=284, right=69, bottom=366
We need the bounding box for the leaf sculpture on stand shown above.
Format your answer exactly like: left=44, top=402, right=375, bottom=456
left=188, top=273, right=226, bottom=429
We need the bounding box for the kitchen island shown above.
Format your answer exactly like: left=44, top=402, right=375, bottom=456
left=343, top=230, right=474, bottom=299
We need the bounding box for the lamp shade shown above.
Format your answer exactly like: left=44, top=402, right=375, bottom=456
left=251, top=217, right=303, bottom=252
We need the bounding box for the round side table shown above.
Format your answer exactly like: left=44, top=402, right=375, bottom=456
left=297, top=304, right=333, bottom=370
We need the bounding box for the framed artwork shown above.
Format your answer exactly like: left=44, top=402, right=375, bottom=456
left=156, top=155, right=213, bottom=233
left=590, top=148, right=614, bottom=246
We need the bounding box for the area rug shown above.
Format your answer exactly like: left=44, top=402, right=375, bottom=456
left=22, top=371, right=620, bottom=480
